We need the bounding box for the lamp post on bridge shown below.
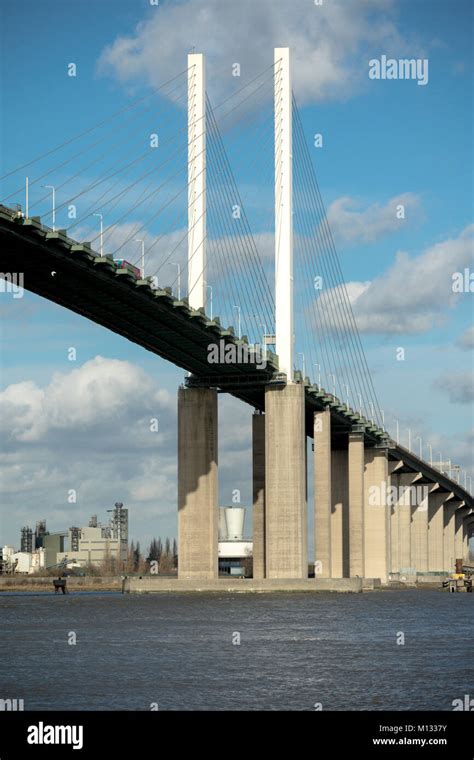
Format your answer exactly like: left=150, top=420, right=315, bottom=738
left=135, top=238, right=145, bottom=279
left=233, top=305, right=241, bottom=338
left=437, top=452, right=442, bottom=473
left=42, top=184, right=56, bottom=231
left=169, top=262, right=181, bottom=300
left=93, top=213, right=104, bottom=258
left=314, top=363, right=321, bottom=388
left=206, top=285, right=213, bottom=320
left=369, top=402, right=374, bottom=425
left=330, top=374, right=336, bottom=398
left=415, top=435, right=422, bottom=460
left=343, top=384, right=350, bottom=410
left=380, top=409, right=385, bottom=427
left=260, top=322, right=267, bottom=361
left=297, top=352, right=306, bottom=380
left=406, top=428, right=412, bottom=452
left=395, top=420, right=399, bottom=444
left=427, top=443, right=433, bottom=465
left=358, top=394, right=362, bottom=418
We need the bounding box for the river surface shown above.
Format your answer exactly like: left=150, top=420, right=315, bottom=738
left=0, top=589, right=472, bottom=711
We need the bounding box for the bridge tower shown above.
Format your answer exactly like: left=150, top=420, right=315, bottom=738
left=260, top=48, right=307, bottom=579
left=178, top=53, right=218, bottom=580
left=187, top=52, right=206, bottom=311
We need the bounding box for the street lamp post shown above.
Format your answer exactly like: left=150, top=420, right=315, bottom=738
left=406, top=428, right=411, bottom=452
left=233, top=305, right=241, bottom=338
left=93, top=213, right=104, bottom=257
left=415, top=435, right=422, bottom=459
left=314, top=363, right=321, bottom=388
left=260, top=323, right=267, bottom=360
left=169, top=262, right=181, bottom=300
left=395, top=420, right=399, bottom=444
left=298, top=352, right=306, bottom=379
left=43, top=184, right=56, bottom=231
left=206, top=285, right=213, bottom=320
left=343, top=384, right=349, bottom=409
left=135, top=239, right=145, bottom=278
left=428, top=444, right=433, bottom=465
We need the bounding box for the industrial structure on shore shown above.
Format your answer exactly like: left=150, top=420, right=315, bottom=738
left=0, top=503, right=129, bottom=574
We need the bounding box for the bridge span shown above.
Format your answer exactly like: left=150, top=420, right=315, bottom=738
left=1, top=47, right=471, bottom=585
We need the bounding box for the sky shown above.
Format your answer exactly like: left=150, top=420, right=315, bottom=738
left=0, top=0, right=473, bottom=554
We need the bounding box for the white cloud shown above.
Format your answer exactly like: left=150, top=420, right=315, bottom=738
left=326, top=193, right=422, bottom=245
left=0, top=356, right=173, bottom=443
left=313, top=224, right=474, bottom=334
left=97, top=0, right=416, bottom=106
left=456, top=325, right=474, bottom=350
left=434, top=371, right=474, bottom=404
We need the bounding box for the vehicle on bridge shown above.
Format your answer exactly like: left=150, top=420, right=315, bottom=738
left=114, top=259, right=141, bottom=279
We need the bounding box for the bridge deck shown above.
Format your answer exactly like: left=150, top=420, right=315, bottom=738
left=0, top=206, right=471, bottom=506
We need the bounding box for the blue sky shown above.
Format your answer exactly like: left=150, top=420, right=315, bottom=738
left=0, top=0, right=473, bottom=553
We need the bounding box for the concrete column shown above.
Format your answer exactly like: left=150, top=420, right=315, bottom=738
left=178, top=387, right=218, bottom=579
left=252, top=412, right=266, bottom=579
left=265, top=383, right=307, bottom=578
left=463, top=514, right=472, bottom=560
left=428, top=492, right=445, bottom=573
left=314, top=408, right=331, bottom=578
left=348, top=430, right=365, bottom=577
left=364, top=447, right=390, bottom=583
left=410, top=483, right=429, bottom=574
left=455, top=506, right=469, bottom=563
left=331, top=449, right=348, bottom=578
left=443, top=500, right=461, bottom=574
left=392, top=472, right=420, bottom=574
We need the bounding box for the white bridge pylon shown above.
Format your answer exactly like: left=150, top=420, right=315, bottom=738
left=274, top=47, right=294, bottom=382
left=187, top=52, right=206, bottom=311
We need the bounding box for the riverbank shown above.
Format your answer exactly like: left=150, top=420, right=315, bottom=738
left=0, top=575, right=122, bottom=592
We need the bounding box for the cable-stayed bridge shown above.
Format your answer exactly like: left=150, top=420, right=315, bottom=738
left=1, top=48, right=472, bottom=585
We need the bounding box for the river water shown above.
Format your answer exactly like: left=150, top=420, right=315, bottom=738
left=0, top=589, right=472, bottom=711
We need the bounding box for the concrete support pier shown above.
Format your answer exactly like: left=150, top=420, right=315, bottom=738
left=265, top=383, right=307, bottom=578
left=391, top=472, right=421, bottom=574
left=363, top=448, right=390, bottom=584
left=331, top=449, right=349, bottom=578
left=411, top=484, right=429, bottom=574
left=314, top=408, right=332, bottom=578
left=252, top=412, right=266, bottom=579
left=455, top=505, right=469, bottom=562
left=348, top=430, right=365, bottom=577
left=428, top=491, right=445, bottom=573
left=178, top=387, right=218, bottom=579
left=443, top=499, right=460, bottom=574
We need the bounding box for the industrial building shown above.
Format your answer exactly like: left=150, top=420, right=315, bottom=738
left=57, top=503, right=129, bottom=567
left=2, top=503, right=129, bottom=573
left=218, top=507, right=253, bottom=577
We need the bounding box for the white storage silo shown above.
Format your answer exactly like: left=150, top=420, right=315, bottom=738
left=224, top=507, right=245, bottom=540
